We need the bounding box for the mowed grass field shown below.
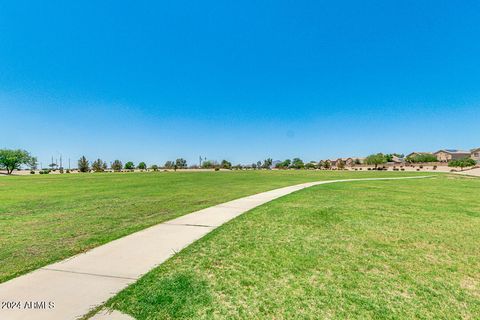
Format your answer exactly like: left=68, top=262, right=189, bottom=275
left=103, top=175, right=480, bottom=319
left=0, top=170, right=422, bottom=283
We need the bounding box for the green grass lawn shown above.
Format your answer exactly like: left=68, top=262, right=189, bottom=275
left=0, top=170, right=423, bottom=283
left=103, top=175, right=480, bottom=319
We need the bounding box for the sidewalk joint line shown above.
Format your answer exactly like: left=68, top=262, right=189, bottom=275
left=41, top=267, right=137, bottom=281
left=165, top=223, right=215, bottom=228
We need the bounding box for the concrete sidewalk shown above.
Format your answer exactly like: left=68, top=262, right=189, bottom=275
left=0, top=176, right=429, bottom=320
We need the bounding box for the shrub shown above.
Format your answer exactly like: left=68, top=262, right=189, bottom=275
left=150, top=164, right=159, bottom=171
left=30, top=170, right=35, bottom=174
left=448, top=158, right=476, bottom=169
left=214, top=167, right=220, bottom=171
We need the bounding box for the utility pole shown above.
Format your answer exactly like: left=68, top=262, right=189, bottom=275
left=60, top=155, right=63, bottom=169
left=68, top=158, right=71, bottom=170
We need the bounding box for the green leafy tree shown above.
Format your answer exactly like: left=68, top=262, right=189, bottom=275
left=111, top=160, right=123, bottom=172
left=164, top=161, right=174, bottom=169
left=220, top=160, right=232, bottom=169
left=305, top=162, right=316, bottom=169
left=275, top=159, right=291, bottom=169
left=0, top=149, right=34, bottom=174
left=365, top=153, right=387, bottom=169
left=317, top=160, right=325, bottom=169
left=337, top=159, right=346, bottom=170
left=256, top=161, right=262, bottom=169
left=138, top=162, right=147, bottom=170
left=290, top=158, right=304, bottom=169
left=124, top=161, right=135, bottom=170
left=102, top=161, right=108, bottom=170
left=251, top=163, right=257, bottom=170
left=92, top=158, right=105, bottom=172
left=150, top=164, right=159, bottom=171
left=406, top=154, right=437, bottom=163
left=262, top=158, right=273, bottom=169
left=78, top=156, right=90, bottom=172
left=201, top=160, right=214, bottom=169
left=324, top=161, right=331, bottom=169
left=175, top=158, right=187, bottom=169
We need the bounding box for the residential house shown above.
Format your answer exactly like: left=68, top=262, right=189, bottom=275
left=471, top=148, right=480, bottom=163
left=434, top=149, right=471, bottom=162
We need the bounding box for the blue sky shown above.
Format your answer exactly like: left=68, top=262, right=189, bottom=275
left=1, top=1, right=479, bottom=166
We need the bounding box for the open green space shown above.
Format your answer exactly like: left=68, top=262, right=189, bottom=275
left=0, top=170, right=424, bottom=283
left=104, top=175, right=480, bottom=319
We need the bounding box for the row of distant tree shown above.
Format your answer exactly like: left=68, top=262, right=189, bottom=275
left=1, top=149, right=477, bottom=174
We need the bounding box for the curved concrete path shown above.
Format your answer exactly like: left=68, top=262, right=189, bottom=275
left=0, top=176, right=429, bottom=320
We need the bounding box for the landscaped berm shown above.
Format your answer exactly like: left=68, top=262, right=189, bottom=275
left=1, top=171, right=479, bottom=319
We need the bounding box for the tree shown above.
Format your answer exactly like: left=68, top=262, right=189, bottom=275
left=406, top=154, right=437, bottom=163
left=354, top=158, right=362, bottom=165
left=256, top=161, right=262, bottom=169
left=102, top=161, right=108, bottom=171
left=262, top=158, right=273, bottom=169
left=220, top=160, right=232, bottom=169
left=364, top=153, right=387, bottom=169
left=275, top=159, right=291, bottom=169
left=201, top=160, right=214, bottom=169
left=164, top=161, right=174, bottom=169
left=150, top=164, right=159, bottom=171
left=251, top=163, right=257, bottom=170
left=124, top=161, right=135, bottom=170
left=0, top=149, right=34, bottom=174
left=111, top=160, right=123, bottom=172
left=305, top=162, right=316, bottom=169
left=78, top=156, right=90, bottom=172
left=317, top=160, right=325, bottom=169
left=290, top=158, right=304, bottom=169
left=92, top=158, right=104, bottom=172
left=27, top=156, right=38, bottom=170
left=337, top=159, right=346, bottom=170
left=138, top=162, right=147, bottom=170
left=324, top=161, right=331, bottom=169
left=175, top=158, right=187, bottom=169
left=449, top=158, right=476, bottom=169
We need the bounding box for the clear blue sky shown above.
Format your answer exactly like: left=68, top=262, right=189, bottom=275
left=1, top=1, right=479, bottom=166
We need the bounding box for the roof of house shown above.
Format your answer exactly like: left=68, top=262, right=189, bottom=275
left=434, top=149, right=470, bottom=155
left=470, top=148, right=480, bottom=152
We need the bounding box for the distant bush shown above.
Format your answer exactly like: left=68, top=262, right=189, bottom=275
left=150, top=164, right=159, bottom=171
left=30, top=170, right=35, bottom=174
left=449, top=158, right=476, bottom=169
left=406, top=154, right=437, bottom=163
left=214, top=167, right=220, bottom=171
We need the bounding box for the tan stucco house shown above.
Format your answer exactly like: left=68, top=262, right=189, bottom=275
left=434, top=149, right=471, bottom=162
left=471, top=148, right=480, bottom=163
